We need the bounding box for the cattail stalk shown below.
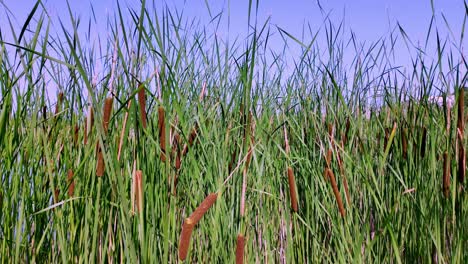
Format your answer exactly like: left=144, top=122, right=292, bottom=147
left=158, top=106, right=166, bottom=161
left=138, top=84, right=147, bottom=129
left=287, top=166, right=298, bottom=212
left=178, top=218, right=195, bottom=261
left=443, top=152, right=450, bottom=198
left=326, top=169, right=346, bottom=218
left=236, top=234, right=245, bottom=264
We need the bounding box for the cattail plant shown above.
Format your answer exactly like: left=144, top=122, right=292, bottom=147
left=84, top=105, right=94, bottom=145
left=158, top=106, right=166, bottom=161
left=284, top=124, right=298, bottom=212
left=443, top=152, right=450, bottom=198
left=138, top=84, right=147, bottom=129
left=326, top=168, right=346, bottom=218
left=73, top=124, right=79, bottom=146
left=235, top=233, right=245, bottom=264
left=189, top=192, right=218, bottom=224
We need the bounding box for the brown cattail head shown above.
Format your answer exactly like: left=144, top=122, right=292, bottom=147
left=54, top=189, right=60, bottom=203
left=55, top=92, right=64, bottom=115
left=384, top=127, right=390, bottom=151
left=326, top=169, right=346, bottom=218
left=235, top=234, right=245, bottom=264
left=443, top=152, right=450, bottom=198
left=287, top=166, right=298, bottom=212
left=67, top=169, right=75, bottom=197
left=103, top=97, right=113, bottom=133
left=84, top=117, right=88, bottom=145
left=96, top=144, right=105, bottom=177
left=158, top=106, right=166, bottom=161
left=326, top=148, right=332, bottom=168
left=189, top=192, right=218, bottom=224
left=73, top=124, right=79, bottom=146
left=182, top=124, right=199, bottom=156
left=457, top=128, right=465, bottom=184
left=134, top=170, right=144, bottom=213
left=457, top=87, right=464, bottom=134
left=401, top=128, right=408, bottom=160
left=420, top=126, right=427, bottom=158
left=138, top=84, right=147, bottom=129
left=178, top=217, right=195, bottom=261
left=457, top=87, right=465, bottom=184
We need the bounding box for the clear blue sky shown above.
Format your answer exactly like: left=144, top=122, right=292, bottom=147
left=0, top=0, right=466, bottom=94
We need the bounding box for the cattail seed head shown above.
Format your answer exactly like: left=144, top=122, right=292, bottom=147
left=158, top=106, right=166, bottom=161
left=103, top=97, right=113, bottom=133
left=178, top=217, right=195, bottom=261
left=138, top=84, right=147, bottom=129
left=326, top=169, right=346, bottom=218
left=236, top=234, right=245, bottom=264
left=401, top=128, right=408, bottom=160
left=457, top=128, right=465, bottom=184
left=134, top=170, right=144, bottom=213
left=67, top=169, right=75, bottom=197
left=189, top=192, right=218, bottom=224
left=96, top=144, right=105, bottom=177
left=287, top=166, right=298, bottom=212
left=420, top=126, right=427, bottom=158
left=443, top=152, right=450, bottom=198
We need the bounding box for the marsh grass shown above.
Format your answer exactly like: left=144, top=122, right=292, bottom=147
left=0, top=0, right=467, bottom=263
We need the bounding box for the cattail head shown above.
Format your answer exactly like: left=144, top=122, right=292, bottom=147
left=287, top=166, right=298, bottom=212
left=182, top=123, right=199, bottom=156
left=158, top=106, right=166, bottom=161
left=138, top=84, right=147, bottom=129
left=103, top=97, right=113, bottom=133
left=73, top=124, right=79, bottom=146
left=443, top=152, right=450, bottom=198
left=457, top=128, right=465, bottom=184
left=178, top=217, right=195, bottom=261
left=96, top=144, right=105, bottom=177
left=189, top=192, right=218, bottom=224
left=134, top=170, right=144, bottom=213
left=55, top=92, right=64, bottom=115
left=67, top=169, right=75, bottom=197
left=420, top=126, right=427, bottom=158
left=401, top=127, right=408, bottom=160
left=326, top=169, right=346, bottom=218
left=236, top=234, right=245, bottom=264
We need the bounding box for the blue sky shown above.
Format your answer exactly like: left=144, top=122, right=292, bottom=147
left=0, top=0, right=466, bottom=98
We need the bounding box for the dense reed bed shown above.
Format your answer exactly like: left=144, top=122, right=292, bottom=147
left=0, top=1, right=467, bottom=263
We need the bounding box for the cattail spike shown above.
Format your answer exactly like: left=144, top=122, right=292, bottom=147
left=103, top=97, right=113, bottom=133
left=326, top=169, right=346, bottom=218
left=235, top=234, right=245, bottom=264
left=287, top=166, right=298, bottom=212
left=138, top=84, right=147, bottom=129
left=189, top=192, right=218, bottom=224
left=158, top=106, right=166, bottom=161
left=443, top=152, right=450, bottom=198
left=67, top=169, right=75, bottom=197
left=178, top=218, right=195, bottom=261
